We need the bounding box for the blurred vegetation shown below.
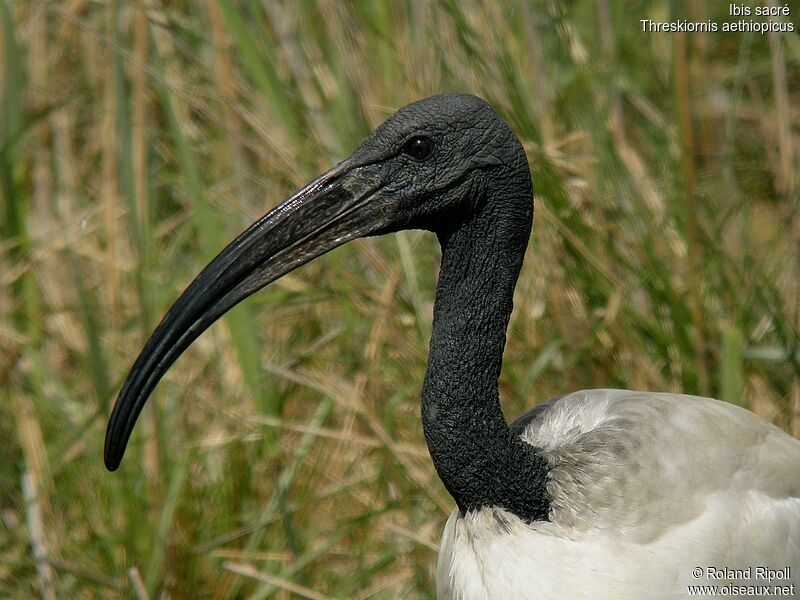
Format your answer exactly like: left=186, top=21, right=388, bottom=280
left=1, top=0, right=798, bottom=598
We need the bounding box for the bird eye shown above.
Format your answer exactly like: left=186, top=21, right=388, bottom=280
left=402, top=136, right=434, bottom=161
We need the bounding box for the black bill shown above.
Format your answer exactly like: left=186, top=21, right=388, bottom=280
left=104, top=160, right=388, bottom=470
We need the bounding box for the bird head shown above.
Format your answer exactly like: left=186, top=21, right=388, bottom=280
left=104, top=93, right=532, bottom=470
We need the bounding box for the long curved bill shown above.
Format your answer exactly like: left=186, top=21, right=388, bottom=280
left=104, top=161, right=386, bottom=470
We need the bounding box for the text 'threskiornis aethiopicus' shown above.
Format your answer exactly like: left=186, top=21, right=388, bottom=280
left=105, top=94, right=800, bottom=600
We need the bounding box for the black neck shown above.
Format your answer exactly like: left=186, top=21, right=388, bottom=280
left=421, top=182, right=549, bottom=523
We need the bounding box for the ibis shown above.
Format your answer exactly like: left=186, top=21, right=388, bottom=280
left=105, top=94, right=800, bottom=599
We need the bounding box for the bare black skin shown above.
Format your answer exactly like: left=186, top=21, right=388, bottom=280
left=105, top=93, right=550, bottom=523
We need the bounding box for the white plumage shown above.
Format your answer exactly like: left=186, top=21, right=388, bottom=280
left=101, top=94, right=799, bottom=600
left=437, top=389, right=800, bottom=599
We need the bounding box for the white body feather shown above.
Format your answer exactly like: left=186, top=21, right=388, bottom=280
left=436, top=389, right=800, bottom=599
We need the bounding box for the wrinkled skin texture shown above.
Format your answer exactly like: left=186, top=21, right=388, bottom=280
left=105, top=94, right=547, bottom=524
left=104, top=93, right=800, bottom=600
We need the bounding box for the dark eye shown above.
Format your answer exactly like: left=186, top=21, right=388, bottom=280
left=402, top=136, right=434, bottom=161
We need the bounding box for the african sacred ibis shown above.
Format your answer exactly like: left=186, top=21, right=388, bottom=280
left=105, top=94, right=800, bottom=599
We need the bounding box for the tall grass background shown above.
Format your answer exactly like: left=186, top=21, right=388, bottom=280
left=1, top=1, right=798, bottom=598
